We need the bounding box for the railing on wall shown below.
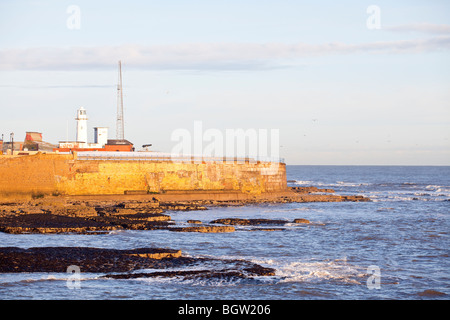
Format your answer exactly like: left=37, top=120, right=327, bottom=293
left=74, top=151, right=285, bottom=164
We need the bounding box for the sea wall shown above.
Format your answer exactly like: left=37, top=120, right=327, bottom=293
left=0, top=153, right=287, bottom=198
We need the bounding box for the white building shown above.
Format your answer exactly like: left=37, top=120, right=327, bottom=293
left=76, top=107, right=88, bottom=145
left=93, top=127, right=108, bottom=147
left=58, top=107, right=108, bottom=150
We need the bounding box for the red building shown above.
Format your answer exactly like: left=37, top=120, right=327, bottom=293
left=53, top=139, right=134, bottom=152
left=104, top=140, right=135, bottom=152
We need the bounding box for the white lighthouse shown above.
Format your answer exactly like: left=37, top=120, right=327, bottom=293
left=76, top=107, right=88, bottom=145
left=57, top=107, right=111, bottom=151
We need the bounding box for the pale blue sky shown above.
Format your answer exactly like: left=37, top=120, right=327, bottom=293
left=0, top=0, right=449, bottom=164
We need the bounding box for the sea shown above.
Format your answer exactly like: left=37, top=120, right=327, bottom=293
left=0, top=165, right=448, bottom=300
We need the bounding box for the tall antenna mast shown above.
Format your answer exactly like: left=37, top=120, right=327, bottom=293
left=116, top=60, right=125, bottom=140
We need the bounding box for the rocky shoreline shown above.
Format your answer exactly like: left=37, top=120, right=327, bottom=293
left=0, top=186, right=369, bottom=234
left=0, top=186, right=370, bottom=279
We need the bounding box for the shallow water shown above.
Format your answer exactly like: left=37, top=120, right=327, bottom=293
left=0, top=166, right=449, bottom=300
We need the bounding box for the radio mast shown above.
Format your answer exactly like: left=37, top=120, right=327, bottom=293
left=116, top=60, right=125, bottom=140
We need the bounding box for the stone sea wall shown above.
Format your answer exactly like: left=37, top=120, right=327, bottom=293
left=0, top=153, right=287, bottom=198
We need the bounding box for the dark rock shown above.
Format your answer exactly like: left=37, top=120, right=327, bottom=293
left=169, top=226, right=235, bottom=233
left=248, top=228, right=285, bottom=232
left=244, top=264, right=276, bottom=276
left=339, top=195, right=371, bottom=202
left=103, top=262, right=275, bottom=281
left=0, top=211, right=173, bottom=234
left=0, top=247, right=186, bottom=273
left=187, top=220, right=202, bottom=224
left=417, top=290, right=447, bottom=297
left=293, top=218, right=310, bottom=224
left=0, top=246, right=276, bottom=282
left=290, top=186, right=335, bottom=193
left=211, top=218, right=287, bottom=226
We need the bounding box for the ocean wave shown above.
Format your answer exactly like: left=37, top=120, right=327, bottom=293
left=113, top=263, right=271, bottom=287
left=134, top=273, right=260, bottom=287
left=261, top=207, right=319, bottom=214
left=425, top=185, right=450, bottom=193
left=291, top=179, right=450, bottom=202
left=249, top=258, right=365, bottom=285
left=336, top=181, right=371, bottom=187
left=291, top=180, right=372, bottom=188
left=292, top=180, right=313, bottom=185
left=293, top=181, right=449, bottom=194
left=376, top=207, right=395, bottom=212
left=0, top=273, right=99, bottom=287
left=364, top=187, right=450, bottom=202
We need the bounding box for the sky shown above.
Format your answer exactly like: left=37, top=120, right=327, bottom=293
left=0, top=0, right=449, bottom=165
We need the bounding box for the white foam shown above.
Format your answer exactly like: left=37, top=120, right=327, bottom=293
left=0, top=273, right=100, bottom=285
left=293, top=180, right=313, bottom=185
left=336, top=181, right=369, bottom=187
left=436, top=188, right=450, bottom=195
left=255, top=259, right=366, bottom=285
left=293, top=180, right=372, bottom=188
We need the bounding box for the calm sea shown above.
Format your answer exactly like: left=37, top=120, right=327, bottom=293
left=0, top=165, right=448, bottom=300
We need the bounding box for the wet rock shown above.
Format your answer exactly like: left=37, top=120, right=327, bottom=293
left=339, top=195, right=371, bottom=202
left=102, top=262, right=275, bottom=281
left=248, top=228, right=285, bottom=231
left=127, top=248, right=181, bottom=259
left=123, top=201, right=159, bottom=209
left=0, top=247, right=188, bottom=273
left=0, top=212, right=172, bottom=234
left=19, top=208, right=46, bottom=215
left=243, top=264, right=276, bottom=276
left=104, top=268, right=273, bottom=281
left=159, top=200, right=208, bottom=210
left=64, top=205, right=98, bottom=217
left=92, top=213, right=173, bottom=231
left=291, top=186, right=335, bottom=193
left=169, top=226, right=235, bottom=233
left=187, top=220, right=202, bottom=224
left=113, top=208, right=137, bottom=215
left=293, top=218, right=310, bottom=224
left=103, top=269, right=243, bottom=280
left=211, top=218, right=287, bottom=226
left=0, top=213, right=116, bottom=234
left=417, top=290, right=447, bottom=297
left=107, top=212, right=171, bottom=222
left=0, top=247, right=276, bottom=283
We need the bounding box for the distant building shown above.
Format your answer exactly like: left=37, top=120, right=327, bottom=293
left=2, top=141, right=23, bottom=153
left=0, top=131, right=56, bottom=154
left=25, top=132, right=42, bottom=142
left=23, top=131, right=57, bottom=152
left=76, top=107, right=88, bottom=144
left=94, top=127, right=108, bottom=147
left=104, top=139, right=134, bottom=152
left=53, top=107, right=134, bottom=152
